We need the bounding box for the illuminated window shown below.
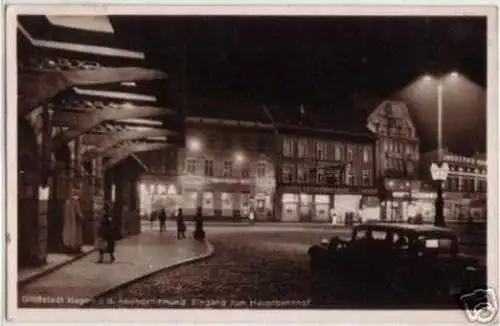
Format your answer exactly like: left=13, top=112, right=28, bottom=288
left=186, top=159, right=197, bottom=174
left=223, top=160, right=232, bottom=177
left=204, top=160, right=214, bottom=177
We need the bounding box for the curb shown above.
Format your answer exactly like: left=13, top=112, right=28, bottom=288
left=81, top=240, right=215, bottom=307
left=18, top=248, right=98, bottom=287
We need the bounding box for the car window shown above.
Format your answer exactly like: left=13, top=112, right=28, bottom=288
left=392, top=232, right=410, bottom=249
left=416, top=234, right=457, bottom=254
left=354, top=229, right=368, bottom=240
left=371, top=230, right=388, bottom=240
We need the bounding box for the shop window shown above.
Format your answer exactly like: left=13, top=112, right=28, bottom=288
left=204, top=160, right=214, bottom=177
left=186, top=159, right=197, bottom=174
left=223, top=160, right=232, bottom=177
left=297, top=138, right=308, bottom=158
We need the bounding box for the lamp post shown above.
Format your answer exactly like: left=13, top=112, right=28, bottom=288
left=423, top=71, right=459, bottom=227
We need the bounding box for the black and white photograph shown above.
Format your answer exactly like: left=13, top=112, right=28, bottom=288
left=4, top=4, right=499, bottom=324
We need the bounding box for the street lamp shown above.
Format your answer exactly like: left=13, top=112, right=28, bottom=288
left=188, top=138, right=201, bottom=152
left=423, top=71, right=459, bottom=226
left=234, top=152, right=245, bottom=164
left=430, top=162, right=449, bottom=226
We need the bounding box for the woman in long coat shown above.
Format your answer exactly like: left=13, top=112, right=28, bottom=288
left=62, top=194, right=84, bottom=253
left=176, top=208, right=186, bottom=239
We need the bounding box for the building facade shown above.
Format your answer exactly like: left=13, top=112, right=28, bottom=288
left=276, top=126, right=378, bottom=223
left=137, top=117, right=278, bottom=220
left=420, top=150, right=487, bottom=221
left=366, top=100, right=423, bottom=221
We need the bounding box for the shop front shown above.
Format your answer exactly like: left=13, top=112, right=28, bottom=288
left=137, top=176, right=180, bottom=218
left=282, top=193, right=300, bottom=221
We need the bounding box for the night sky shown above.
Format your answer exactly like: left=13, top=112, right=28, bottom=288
left=111, top=16, right=487, bottom=155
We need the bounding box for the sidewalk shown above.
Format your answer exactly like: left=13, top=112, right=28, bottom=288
left=18, top=230, right=214, bottom=308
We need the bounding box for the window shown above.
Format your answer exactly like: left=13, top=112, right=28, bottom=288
left=186, top=159, right=197, bottom=174
left=479, top=179, right=487, bottom=192
left=316, top=141, right=328, bottom=160
left=282, top=164, right=293, bottom=183
left=354, top=229, right=368, bottom=240
left=297, top=138, right=308, bottom=158
left=363, top=146, right=371, bottom=163
left=316, top=167, right=325, bottom=184
left=372, top=230, right=388, bottom=240
left=282, top=138, right=294, bottom=157
left=346, top=146, right=354, bottom=162
left=297, top=165, right=308, bottom=183
left=362, top=170, right=371, bottom=186
left=241, top=165, right=250, bottom=178
left=204, top=160, right=214, bottom=177
left=223, top=160, right=232, bottom=177
left=334, top=170, right=343, bottom=186
left=334, top=144, right=342, bottom=160
left=257, top=163, right=266, bottom=178
left=346, top=164, right=356, bottom=186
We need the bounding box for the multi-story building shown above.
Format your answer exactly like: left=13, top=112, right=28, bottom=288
left=366, top=100, right=423, bottom=221
left=137, top=100, right=277, bottom=220
left=276, top=126, right=378, bottom=222
left=263, top=105, right=379, bottom=223
left=420, top=150, right=487, bottom=221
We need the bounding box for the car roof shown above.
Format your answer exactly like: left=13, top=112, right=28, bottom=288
left=357, top=222, right=455, bottom=235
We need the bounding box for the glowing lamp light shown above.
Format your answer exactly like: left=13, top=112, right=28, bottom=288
left=430, top=162, right=450, bottom=181
left=449, top=71, right=459, bottom=78
left=235, top=152, right=245, bottom=163
left=188, top=138, right=201, bottom=152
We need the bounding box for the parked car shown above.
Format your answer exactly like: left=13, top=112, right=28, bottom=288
left=308, top=223, right=486, bottom=307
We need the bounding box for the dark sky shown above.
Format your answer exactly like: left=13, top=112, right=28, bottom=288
left=111, top=16, right=487, bottom=154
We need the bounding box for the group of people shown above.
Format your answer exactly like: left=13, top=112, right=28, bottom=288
left=61, top=194, right=116, bottom=263
left=150, top=207, right=187, bottom=239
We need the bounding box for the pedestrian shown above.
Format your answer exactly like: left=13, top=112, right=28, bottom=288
left=97, top=204, right=116, bottom=263
left=159, top=207, right=167, bottom=232
left=330, top=208, right=338, bottom=227
left=176, top=208, right=186, bottom=239
left=194, top=206, right=206, bottom=240
left=62, top=191, right=84, bottom=254
left=150, top=210, right=157, bottom=230
left=248, top=208, right=256, bottom=224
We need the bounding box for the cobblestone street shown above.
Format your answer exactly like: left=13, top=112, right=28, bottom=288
left=88, top=228, right=327, bottom=309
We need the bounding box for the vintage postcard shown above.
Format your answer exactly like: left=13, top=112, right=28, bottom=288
left=4, top=4, right=499, bottom=325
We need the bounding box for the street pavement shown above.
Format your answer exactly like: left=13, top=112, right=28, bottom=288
left=89, top=226, right=487, bottom=309
left=18, top=230, right=213, bottom=308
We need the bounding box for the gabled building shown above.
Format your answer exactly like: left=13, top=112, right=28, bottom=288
left=366, top=100, right=425, bottom=221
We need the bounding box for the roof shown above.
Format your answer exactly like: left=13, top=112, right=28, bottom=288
left=360, top=222, right=455, bottom=234
left=186, top=98, right=374, bottom=137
